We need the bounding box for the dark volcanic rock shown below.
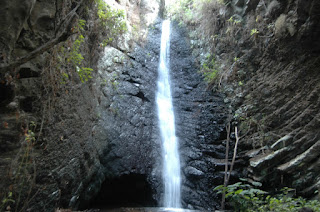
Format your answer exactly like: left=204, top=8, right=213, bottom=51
left=0, top=0, right=36, bottom=57
left=86, top=18, right=163, bottom=209
left=0, top=0, right=164, bottom=211
left=0, top=0, right=229, bottom=211
left=87, top=20, right=229, bottom=211
left=170, top=22, right=228, bottom=210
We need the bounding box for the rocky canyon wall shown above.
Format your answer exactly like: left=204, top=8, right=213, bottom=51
left=0, top=0, right=225, bottom=210
left=183, top=0, right=320, bottom=200
left=0, top=0, right=166, bottom=210
left=2, top=0, right=318, bottom=211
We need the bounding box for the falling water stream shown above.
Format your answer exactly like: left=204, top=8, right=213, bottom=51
left=156, top=20, right=181, bottom=208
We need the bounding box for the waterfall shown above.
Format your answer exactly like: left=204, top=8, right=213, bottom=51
left=156, top=20, right=181, bottom=208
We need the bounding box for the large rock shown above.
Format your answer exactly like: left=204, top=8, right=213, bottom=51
left=0, top=0, right=36, bottom=58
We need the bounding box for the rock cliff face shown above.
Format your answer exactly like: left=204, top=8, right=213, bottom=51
left=91, top=20, right=228, bottom=210
left=170, top=23, right=228, bottom=209
left=1, top=0, right=227, bottom=210
left=0, top=0, right=168, bottom=211
left=186, top=0, right=320, bottom=200
left=1, top=0, right=319, bottom=211
left=91, top=19, right=161, bottom=208
left=229, top=0, right=320, bottom=198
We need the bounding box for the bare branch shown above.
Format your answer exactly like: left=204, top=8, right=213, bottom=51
left=221, top=122, right=231, bottom=210
left=227, top=126, right=240, bottom=184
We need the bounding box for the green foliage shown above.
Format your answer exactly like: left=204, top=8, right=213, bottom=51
left=217, top=0, right=226, bottom=4
left=111, top=80, right=119, bottom=89
left=77, top=19, right=86, bottom=31
left=77, top=67, right=93, bottom=83
left=227, top=16, right=241, bottom=26
left=214, top=180, right=267, bottom=211
left=95, top=0, right=127, bottom=46
left=0, top=192, right=15, bottom=211
left=68, top=34, right=85, bottom=67
left=214, top=181, right=320, bottom=212
left=167, top=0, right=225, bottom=26
left=58, top=19, right=93, bottom=83
left=61, top=72, right=69, bottom=84
left=100, top=79, right=107, bottom=86
left=227, top=16, right=234, bottom=23
left=167, top=0, right=194, bottom=24
left=200, top=54, right=220, bottom=83
left=57, top=1, right=127, bottom=84
left=110, top=73, right=119, bottom=89
left=250, top=28, right=259, bottom=36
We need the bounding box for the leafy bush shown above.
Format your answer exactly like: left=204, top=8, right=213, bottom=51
left=59, top=20, right=93, bottom=83
left=95, top=0, right=127, bottom=46
left=250, top=28, right=259, bottom=36
left=200, top=54, right=220, bottom=83
left=214, top=181, right=320, bottom=212
left=167, top=0, right=195, bottom=25
left=196, top=0, right=226, bottom=39
left=214, top=180, right=267, bottom=211
left=57, top=1, right=127, bottom=84
left=168, top=0, right=226, bottom=37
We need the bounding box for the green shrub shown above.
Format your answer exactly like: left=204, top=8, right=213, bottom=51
left=168, top=0, right=225, bottom=36
left=200, top=54, right=220, bottom=83
left=95, top=0, right=127, bottom=46
left=57, top=1, right=127, bottom=84
left=214, top=181, right=320, bottom=212
left=250, top=28, right=259, bottom=36
left=59, top=20, right=93, bottom=83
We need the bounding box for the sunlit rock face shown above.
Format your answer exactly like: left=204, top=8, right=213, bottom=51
left=94, top=23, right=161, bottom=205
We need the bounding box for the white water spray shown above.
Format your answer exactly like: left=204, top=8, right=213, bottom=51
left=156, top=20, right=181, bottom=208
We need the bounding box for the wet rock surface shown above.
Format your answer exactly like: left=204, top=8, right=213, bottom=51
left=170, top=22, right=228, bottom=210
left=87, top=20, right=228, bottom=211
left=91, top=18, right=162, bottom=208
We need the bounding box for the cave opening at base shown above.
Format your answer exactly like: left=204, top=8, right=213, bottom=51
left=89, top=173, right=157, bottom=209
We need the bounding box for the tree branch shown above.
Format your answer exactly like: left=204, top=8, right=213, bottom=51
left=227, top=126, right=240, bottom=184
left=221, top=123, right=231, bottom=210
